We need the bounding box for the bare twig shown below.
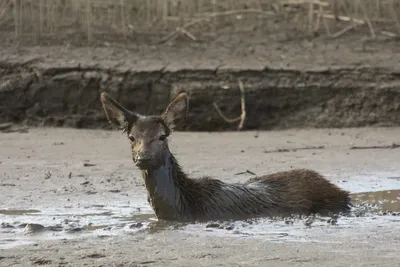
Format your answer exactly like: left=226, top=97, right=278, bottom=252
left=0, top=0, right=12, bottom=23
left=308, top=1, right=314, bottom=35
left=213, top=103, right=241, bottom=123
left=360, top=1, right=376, bottom=38
left=350, top=143, right=400, bottom=150
left=316, top=12, right=366, bottom=25
left=158, top=17, right=205, bottom=44
left=159, top=9, right=273, bottom=44
left=213, top=79, right=247, bottom=130
left=264, top=145, right=325, bottom=153
left=381, top=31, right=397, bottom=37
left=389, top=0, right=400, bottom=34
left=235, top=170, right=256, bottom=176
left=177, top=27, right=197, bottom=41
left=281, top=0, right=329, bottom=6
left=199, top=8, right=274, bottom=18
left=331, top=23, right=359, bottom=38
left=237, top=79, right=246, bottom=131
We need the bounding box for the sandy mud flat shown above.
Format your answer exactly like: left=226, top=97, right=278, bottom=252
left=0, top=127, right=400, bottom=267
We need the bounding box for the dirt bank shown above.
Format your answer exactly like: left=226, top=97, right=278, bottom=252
left=2, top=62, right=400, bottom=131
left=2, top=24, right=400, bottom=131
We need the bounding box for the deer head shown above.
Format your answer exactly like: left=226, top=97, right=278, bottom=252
left=100, top=92, right=188, bottom=170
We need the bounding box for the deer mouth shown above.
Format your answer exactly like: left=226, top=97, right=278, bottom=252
left=133, top=158, right=152, bottom=169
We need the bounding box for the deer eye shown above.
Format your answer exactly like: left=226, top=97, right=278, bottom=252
left=159, top=135, right=167, bottom=141
left=128, top=135, right=135, bottom=142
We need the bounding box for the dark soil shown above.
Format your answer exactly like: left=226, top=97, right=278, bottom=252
left=1, top=19, right=400, bottom=131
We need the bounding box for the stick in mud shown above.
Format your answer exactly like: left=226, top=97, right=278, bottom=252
left=264, top=145, right=325, bottom=153
left=350, top=143, right=400, bottom=150
left=213, top=79, right=246, bottom=131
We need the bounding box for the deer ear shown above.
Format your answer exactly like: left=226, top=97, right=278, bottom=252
left=162, top=93, right=188, bottom=130
left=100, top=92, right=138, bottom=130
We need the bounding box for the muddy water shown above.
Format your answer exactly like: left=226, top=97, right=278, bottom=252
left=352, top=190, right=400, bottom=213
left=1, top=182, right=399, bottom=250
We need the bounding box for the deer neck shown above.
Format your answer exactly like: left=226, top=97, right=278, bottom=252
left=141, top=149, right=190, bottom=221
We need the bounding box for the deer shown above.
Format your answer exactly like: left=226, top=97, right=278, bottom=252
left=100, top=92, right=351, bottom=222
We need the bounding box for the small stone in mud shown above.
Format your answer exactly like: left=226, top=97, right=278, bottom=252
left=206, top=223, right=220, bottom=228
left=129, top=222, right=143, bottom=229
left=1, top=222, right=14, bottom=228
left=23, top=223, right=45, bottom=234
left=52, top=142, right=64, bottom=145
left=223, top=225, right=234, bottom=230
left=327, top=219, right=337, bottom=225
left=83, top=163, right=96, bottom=167
left=81, top=253, right=106, bottom=259
left=109, top=189, right=120, bottom=193
left=80, top=181, right=90, bottom=185
left=0, top=183, right=15, bottom=186
left=44, top=171, right=52, bottom=179
left=0, top=122, right=12, bottom=130
left=47, top=225, right=63, bottom=232
left=303, top=216, right=315, bottom=227
left=284, top=218, right=294, bottom=225
left=65, top=227, right=83, bottom=233
left=218, top=222, right=234, bottom=230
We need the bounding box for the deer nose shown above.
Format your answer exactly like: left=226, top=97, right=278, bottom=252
left=134, top=153, right=151, bottom=165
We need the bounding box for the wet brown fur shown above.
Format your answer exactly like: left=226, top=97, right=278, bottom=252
left=100, top=92, right=351, bottom=222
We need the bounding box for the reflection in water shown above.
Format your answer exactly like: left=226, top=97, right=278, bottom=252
left=351, top=189, right=400, bottom=212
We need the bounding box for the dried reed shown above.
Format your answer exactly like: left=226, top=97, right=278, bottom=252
left=0, top=0, right=399, bottom=44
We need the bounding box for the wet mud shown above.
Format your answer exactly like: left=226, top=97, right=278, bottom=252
left=1, top=128, right=400, bottom=266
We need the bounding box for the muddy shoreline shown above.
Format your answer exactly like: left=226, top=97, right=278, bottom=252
left=2, top=62, right=400, bottom=131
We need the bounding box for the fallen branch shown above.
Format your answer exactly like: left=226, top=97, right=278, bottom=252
left=381, top=31, right=397, bottom=38
left=177, top=27, right=197, bottom=41
left=213, top=103, right=241, bottom=123
left=235, top=170, right=256, bottom=176
left=158, top=17, right=205, bottom=44
left=264, top=145, right=325, bottom=153
left=237, top=79, right=246, bottom=130
left=350, top=143, right=400, bottom=150
left=316, top=12, right=365, bottom=25
left=158, top=9, right=273, bottom=44
left=360, top=1, right=376, bottom=38
left=199, top=9, right=274, bottom=18
left=331, top=23, right=359, bottom=38
left=213, top=79, right=247, bottom=131
left=281, top=0, right=330, bottom=6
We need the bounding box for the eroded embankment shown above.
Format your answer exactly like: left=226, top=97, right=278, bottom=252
left=1, top=62, right=400, bottom=131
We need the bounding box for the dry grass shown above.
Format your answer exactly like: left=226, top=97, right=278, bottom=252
left=0, top=0, right=400, bottom=45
